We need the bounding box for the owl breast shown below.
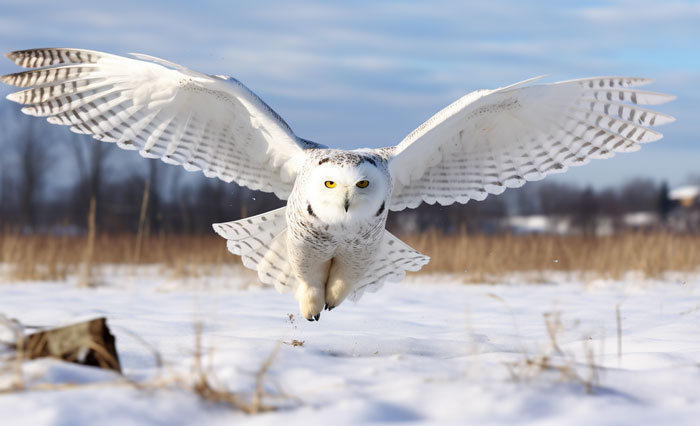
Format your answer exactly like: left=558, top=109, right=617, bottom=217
left=283, top=149, right=392, bottom=283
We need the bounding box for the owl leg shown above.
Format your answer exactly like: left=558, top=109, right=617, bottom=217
left=296, top=281, right=325, bottom=321
left=294, top=261, right=330, bottom=321
left=325, top=257, right=363, bottom=310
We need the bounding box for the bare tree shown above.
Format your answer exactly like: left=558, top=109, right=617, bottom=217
left=146, top=160, right=164, bottom=235
left=514, top=184, right=540, bottom=216
left=12, top=113, right=52, bottom=231
left=70, top=133, right=114, bottom=229
left=0, top=109, right=11, bottom=229
left=571, top=186, right=600, bottom=234
left=657, top=181, right=672, bottom=224
left=617, top=178, right=659, bottom=213
left=537, top=181, right=583, bottom=216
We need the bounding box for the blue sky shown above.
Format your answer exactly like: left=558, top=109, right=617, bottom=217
left=0, top=0, right=698, bottom=188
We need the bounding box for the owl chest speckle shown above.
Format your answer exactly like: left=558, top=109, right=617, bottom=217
left=287, top=205, right=386, bottom=256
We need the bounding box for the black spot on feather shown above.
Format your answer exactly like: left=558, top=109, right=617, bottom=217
left=363, top=156, right=377, bottom=167
left=375, top=201, right=385, bottom=216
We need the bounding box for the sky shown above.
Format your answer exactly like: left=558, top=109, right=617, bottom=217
left=0, top=0, right=698, bottom=188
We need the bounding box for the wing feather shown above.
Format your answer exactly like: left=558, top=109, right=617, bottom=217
left=349, top=231, right=429, bottom=302
left=387, top=76, right=675, bottom=210
left=3, top=48, right=327, bottom=199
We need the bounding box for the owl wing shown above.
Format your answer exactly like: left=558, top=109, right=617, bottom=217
left=2, top=48, right=326, bottom=199
left=387, top=76, right=675, bottom=211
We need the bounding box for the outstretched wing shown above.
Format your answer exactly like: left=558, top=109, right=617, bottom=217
left=2, top=48, right=326, bottom=199
left=387, top=76, right=675, bottom=211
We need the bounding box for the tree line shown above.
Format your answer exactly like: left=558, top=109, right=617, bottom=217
left=0, top=105, right=684, bottom=235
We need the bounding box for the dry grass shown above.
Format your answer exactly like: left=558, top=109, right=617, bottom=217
left=403, top=231, right=700, bottom=280
left=0, top=233, right=233, bottom=281
left=189, top=322, right=284, bottom=414
left=0, top=317, right=286, bottom=414
left=1, top=231, right=699, bottom=282
left=503, top=323, right=600, bottom=395
left=486, top=297, right=602, bottom=394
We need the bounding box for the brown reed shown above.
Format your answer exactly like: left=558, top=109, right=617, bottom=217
left=1, top=231, right=698, bottom=282
left=402, top=230, right=700, bottom=279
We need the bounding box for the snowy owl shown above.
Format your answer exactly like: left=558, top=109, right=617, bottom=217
left=2, top=48, right=675, bottom=320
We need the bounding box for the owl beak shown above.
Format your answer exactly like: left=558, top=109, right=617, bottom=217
left=344, top=197, right=350, bottom=212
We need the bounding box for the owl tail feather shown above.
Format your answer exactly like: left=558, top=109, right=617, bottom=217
left=348, top=232, right=430, bottom=302
left=213, top=208, right=430, bottom=299
left=213, top=207, right=298, bottom=293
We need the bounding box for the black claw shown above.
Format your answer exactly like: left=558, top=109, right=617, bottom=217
left=306, top=317, right=314, bottom=322
left=324, top=304, right=328, bottom=311
left=313, top=313, right=321, bottom=321
left=327, top=305, right=335, bottom=311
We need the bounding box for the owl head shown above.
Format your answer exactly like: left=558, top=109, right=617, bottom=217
left=302, top=153, right=390, bottom=225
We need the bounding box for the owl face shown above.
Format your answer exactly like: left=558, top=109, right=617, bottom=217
left=304, top=158, right=389, bottom=225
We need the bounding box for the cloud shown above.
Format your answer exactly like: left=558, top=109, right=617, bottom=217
left=578, top=0, right=700, bottom=23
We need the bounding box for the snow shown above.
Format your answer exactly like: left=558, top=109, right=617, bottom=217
left=622, top=211, right=657, bottom=227
left=669, top=185, right=700, bottom=201
left=1, top=267, right=700, bottom=425
left=504, top=215, right=572, bottom=234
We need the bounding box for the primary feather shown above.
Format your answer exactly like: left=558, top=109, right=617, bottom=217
left=388, top=77, right=675, bottom=210
left=2, top=48, right=326, bottom=199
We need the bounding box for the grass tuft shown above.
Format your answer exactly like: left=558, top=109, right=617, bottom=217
left=0, top=317, right=288, bottom=414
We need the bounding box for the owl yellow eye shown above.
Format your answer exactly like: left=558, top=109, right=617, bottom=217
left=356, top=180, right=369, bottom=188
left=325, top=181, right=336, bottom=188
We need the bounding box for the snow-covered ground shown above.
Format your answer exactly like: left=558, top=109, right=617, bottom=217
left=1, top=267, right=699, bottom=425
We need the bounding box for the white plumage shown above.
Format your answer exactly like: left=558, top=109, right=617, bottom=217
left=2, top=48, right=675, bottom=320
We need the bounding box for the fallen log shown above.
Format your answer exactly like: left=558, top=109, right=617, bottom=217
left=20, top=317, right=121, bottom=373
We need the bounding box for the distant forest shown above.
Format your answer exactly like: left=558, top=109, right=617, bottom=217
left=0, top=104, right=684, bottom=235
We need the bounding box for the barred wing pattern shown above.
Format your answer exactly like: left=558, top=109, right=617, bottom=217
left=388, top=77, right=675, bottom=211
left=212, top=207, right=298, bottom=294
left=2, top=48, right=324, bottom=199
